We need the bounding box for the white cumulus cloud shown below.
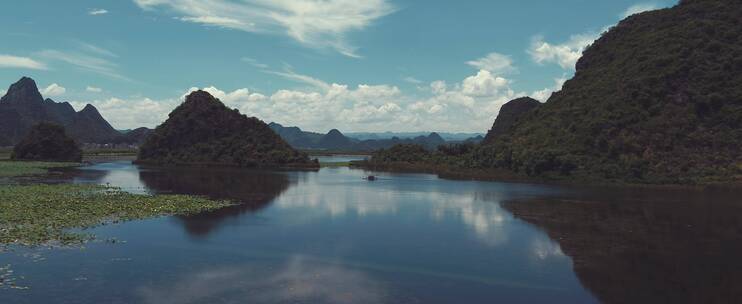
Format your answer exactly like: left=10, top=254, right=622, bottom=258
left=461, top=70, right=509, bottom=97
left=71, top=64, right=533, bottom=133
left=528, top=33, right=598, bottom=70
left=531, top=76, right=568, bottom=102
left=466, top=52, right=515, bottom=74
left=70, top=97, right=181, bottom=130
left=41, top=83, right=66, bottom=97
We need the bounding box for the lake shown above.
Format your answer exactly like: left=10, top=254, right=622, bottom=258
left=2, top=159, right=741, bottom=303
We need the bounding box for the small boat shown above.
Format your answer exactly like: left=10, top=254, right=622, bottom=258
left=366, top=175, right=377, bottom=181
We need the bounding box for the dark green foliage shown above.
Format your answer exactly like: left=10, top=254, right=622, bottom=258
left=438, top=143, right=474, bottom=155
left=486, top=0, right=742, bottom=183
left=11, top=123, right=82, bottom=162
left=367, top=0, right=742, bottom=184
left=137, top=90, right=316, bottom=167
left=370, top=143, right=469, bottom=169
left=371, top=144, right=433, bottom=163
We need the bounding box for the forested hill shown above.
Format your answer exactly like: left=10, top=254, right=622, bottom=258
left=484, top=0, right=742, bottom=183
left=137, top=90, right=315, bottom=168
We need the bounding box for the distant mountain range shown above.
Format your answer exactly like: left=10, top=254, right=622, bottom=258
left=269, top=122, right=475, bottom=151
left=0, top=77, right=150, bottom=146
left=345, top=131, right=484, bottom=141
left=0, top=76, right=479, bottom=151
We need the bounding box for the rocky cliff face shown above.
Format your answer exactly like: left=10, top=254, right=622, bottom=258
left=67, top=104, right=120, bottom=143
left=482, top=97, right=541, bottom=145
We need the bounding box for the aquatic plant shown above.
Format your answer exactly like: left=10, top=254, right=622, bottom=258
left=0, top=184, right=231, bottom=246
left=0, top=161, right=79, bottom=177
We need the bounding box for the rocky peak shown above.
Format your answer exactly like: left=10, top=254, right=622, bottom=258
left=0, top=76, right=44, bottom=105
left=79, top=104, right=101, bottom=116
left=427, top=132, right=445, bottom=143
left=326, top=129, right=344, bottom=137
left=483, top=97, right=541, bottom=144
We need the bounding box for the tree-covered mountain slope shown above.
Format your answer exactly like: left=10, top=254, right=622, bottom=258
left=485, top=0, right=742, bottom=183
left=137, top=90, right=316, bottom=168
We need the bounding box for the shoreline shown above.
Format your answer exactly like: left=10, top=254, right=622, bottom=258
left=351, top=161, right=742, bottom=191
left=132, top=159, right=321, bottom=171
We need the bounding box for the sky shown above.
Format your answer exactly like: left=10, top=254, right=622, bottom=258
left=0, top=0, right=677, bottom=133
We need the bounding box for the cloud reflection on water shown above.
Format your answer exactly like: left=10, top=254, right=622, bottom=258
left=137, top=256, right=387, bottom=304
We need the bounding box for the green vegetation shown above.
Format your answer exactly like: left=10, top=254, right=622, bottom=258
left=0, top=161, right=79, bottom=178
left=485, top=0, right=742, bottom=184
left=137, top=90, right=317, bottom=168
left=319, top=161, right=353, bottom=168
left=365, top=0, right=742, bottom=185
left=0, top=184, right=230, bottom=245
left=12, top=123, right=82, bottom=162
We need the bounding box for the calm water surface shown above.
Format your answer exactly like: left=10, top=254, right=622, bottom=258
left=2, top=159, right=741, bottom=303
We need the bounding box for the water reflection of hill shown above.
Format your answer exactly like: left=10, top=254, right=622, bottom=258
left=138, top=166, right=292, bottom=237
left=502, top=187, right=742, bottom=304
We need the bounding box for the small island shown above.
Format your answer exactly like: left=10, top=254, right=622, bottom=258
left=136, top=90, right=318, bottom=169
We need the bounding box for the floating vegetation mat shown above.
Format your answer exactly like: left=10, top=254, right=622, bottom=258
left=0, top=161, right=80, bottom=178
left=0, top=184, right=231, bottom=246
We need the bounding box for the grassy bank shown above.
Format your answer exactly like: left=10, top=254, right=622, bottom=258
left=0, top=184, right=231, bottom=246
left=0, top=161, right=80, bottom=178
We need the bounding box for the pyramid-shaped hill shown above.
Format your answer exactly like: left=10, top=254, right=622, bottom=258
left=485, top=0, right=742, bottom=183
left=318, top=129, right=353, bottom=150
left=136, top=90, right=317, bottom=168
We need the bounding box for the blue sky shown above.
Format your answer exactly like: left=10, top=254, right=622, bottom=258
left=0, top=0, right=677, bottom=132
